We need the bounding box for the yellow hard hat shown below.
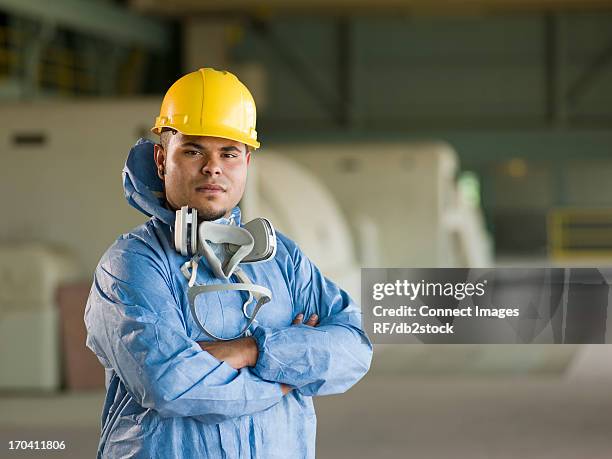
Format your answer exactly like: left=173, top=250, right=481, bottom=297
left=151, top=68, right=260, bottom=149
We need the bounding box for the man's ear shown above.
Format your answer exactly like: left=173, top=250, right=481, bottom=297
left=246, top=149, right=251, bottom=166
left=154, top=143, right=166, bottom=180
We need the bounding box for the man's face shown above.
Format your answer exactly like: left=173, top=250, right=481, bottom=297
left=154, top=132, right=251, bottom=221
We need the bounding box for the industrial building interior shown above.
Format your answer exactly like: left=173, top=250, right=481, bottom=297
left=1, top=0, right=612, bottom=457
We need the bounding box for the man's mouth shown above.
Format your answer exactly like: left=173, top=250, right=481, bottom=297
left=195, top=184, right=225, bottom=194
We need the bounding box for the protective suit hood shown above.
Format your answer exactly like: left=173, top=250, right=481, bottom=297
left=122, top=138, right=241, bottom=227
left=123, top=138, right=175, bottom=226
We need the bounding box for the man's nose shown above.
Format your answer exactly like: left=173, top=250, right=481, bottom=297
left=201, top=156, right=222, bottom=175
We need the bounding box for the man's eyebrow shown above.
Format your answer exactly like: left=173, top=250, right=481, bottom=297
left=179, top=141, right=205, bottom=150
left=220, top=146, right=242, bottom=152
left=178, top=142, right=243, bottom=153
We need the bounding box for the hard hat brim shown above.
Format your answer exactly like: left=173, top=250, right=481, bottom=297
left=150, top=125, right=260, bottom=150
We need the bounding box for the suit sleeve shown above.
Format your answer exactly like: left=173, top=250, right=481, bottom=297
left=84, top=238, right=283, bottom=424
left=251, top=238, right=373, bottom=396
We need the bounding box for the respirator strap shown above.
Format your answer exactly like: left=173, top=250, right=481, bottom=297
left=234, top=268, right=267, bottom=318
left=188, top=282, right=272, bottom=341
left=189, top=282, right=272, bottom=301
left=180, top=255, right=202, bottom=287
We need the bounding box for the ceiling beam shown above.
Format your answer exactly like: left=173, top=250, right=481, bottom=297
left=131, top=0, right=612, bottom=16
left=0, top=0, right=170, bottom=52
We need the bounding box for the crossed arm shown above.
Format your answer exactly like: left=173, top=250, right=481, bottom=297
left=86, top=237, right=371, bottom=423
left=198, top=313, right=319, bottom=395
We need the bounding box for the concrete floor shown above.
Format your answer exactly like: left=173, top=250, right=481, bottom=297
left=2, top=351, right=612, bottom=459
left=316, top=377, right=612, bottom=459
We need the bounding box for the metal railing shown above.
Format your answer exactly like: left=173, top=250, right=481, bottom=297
left=548, top=208, right=612, bottom=260
left=0, top=23, right=147, bottom=97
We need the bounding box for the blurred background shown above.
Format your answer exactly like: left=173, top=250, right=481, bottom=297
left=1, top=0, right=612, bottom=457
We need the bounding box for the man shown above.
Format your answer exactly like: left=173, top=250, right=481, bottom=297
left=85, top=68, right=372, bottom=458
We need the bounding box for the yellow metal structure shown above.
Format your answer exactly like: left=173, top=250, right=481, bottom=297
left=548, top=208, right=612, bottom=260
left=152, top=68, right=260, bottom=149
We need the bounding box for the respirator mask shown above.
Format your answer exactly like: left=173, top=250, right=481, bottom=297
left=175, top=206, right=277, bottom=341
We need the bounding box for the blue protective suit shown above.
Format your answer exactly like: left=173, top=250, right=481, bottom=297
left=84, top=139, right=373, bottom=458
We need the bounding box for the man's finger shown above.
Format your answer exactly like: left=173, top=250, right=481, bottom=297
left=281, top=383, right=293, bottom=395
left=305, top=314, right=318, bottom=327
left=292, top=313, right=304, bottom=325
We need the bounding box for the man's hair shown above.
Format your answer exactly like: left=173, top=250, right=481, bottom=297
left=159, top=128, right=176, bottom=150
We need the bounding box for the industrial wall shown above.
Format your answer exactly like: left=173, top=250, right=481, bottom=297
left=0, top=99, right=157, bottom=273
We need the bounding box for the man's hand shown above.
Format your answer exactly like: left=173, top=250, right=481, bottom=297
left=198, top=337, right=258, bottom=370
left=292, top=313, right=319, bottom=327
left=281, top=384, right=292, bottom=395
left=198, top=338, right=294, bottom=396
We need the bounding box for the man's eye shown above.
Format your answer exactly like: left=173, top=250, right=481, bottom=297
left=186, top=150, right=201, bottom=156
left=223, top=153, right=238, bottom=158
